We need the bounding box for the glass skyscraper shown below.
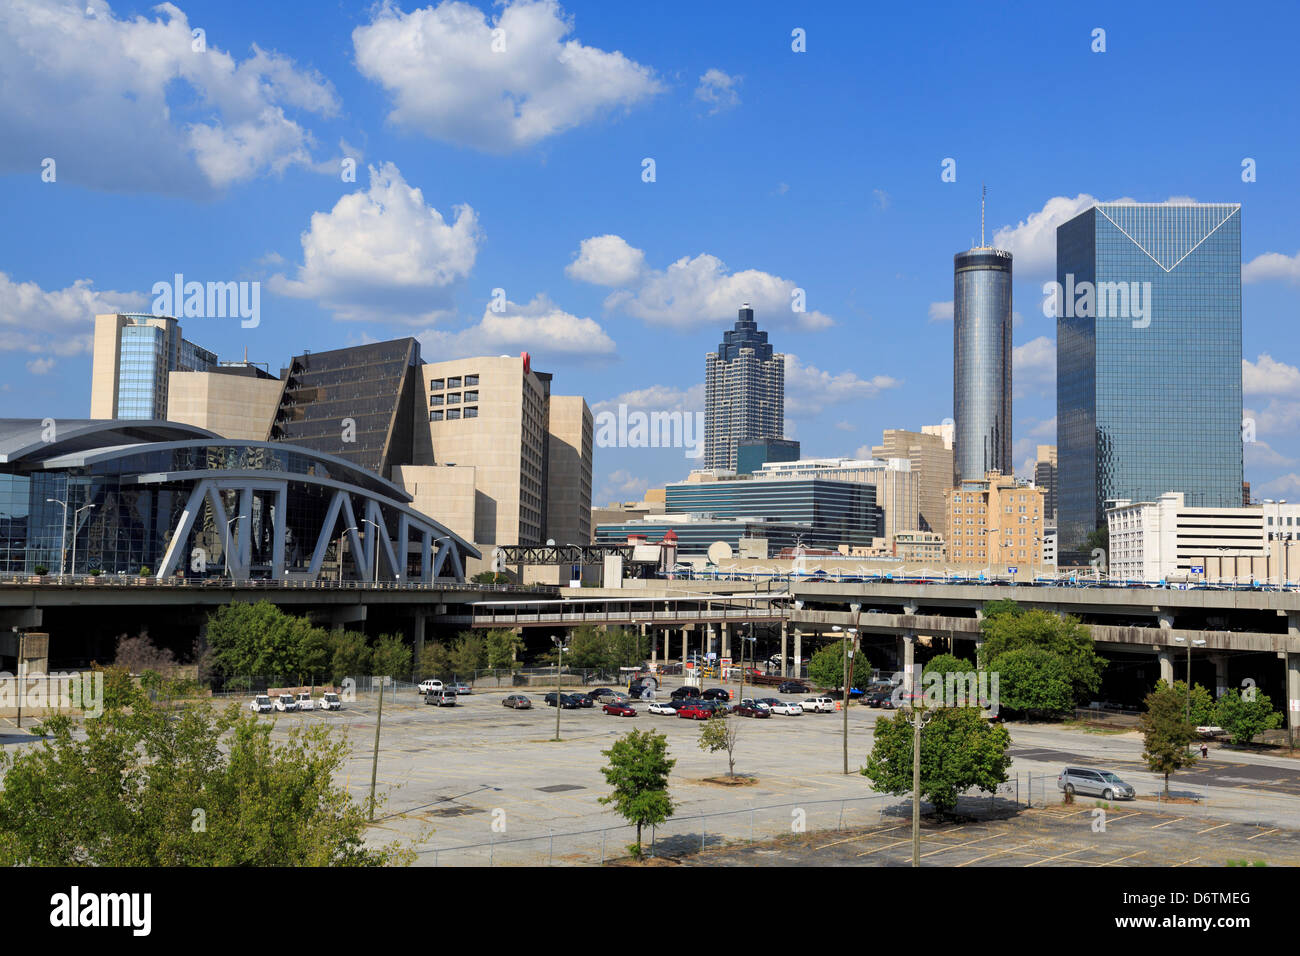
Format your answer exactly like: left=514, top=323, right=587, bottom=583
left=704, top=305, right=785, bottom=470
left=92, top=313, right=217, bottom=420
left=953, top=248, right=1013, bottom=483
left=1056, top=202, right=1243, bottom=551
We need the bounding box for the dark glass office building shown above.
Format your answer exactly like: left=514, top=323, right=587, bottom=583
left=662, top=477, right=881, bottom=550
left=736, top=438, right=801, bottom=476
left=1056, top=203, right=1243, bottom=550
left=269, top=339, right=422, bottom=477
left=953, top=249, right=1013, bottom=483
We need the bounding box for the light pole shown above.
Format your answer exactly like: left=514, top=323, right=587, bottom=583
left=552, top=634, right=568, bottom=741
left=225, top=514, right=240, bottom=579
left=908, top=703, right=935, bottom=867
left=361, top=518, right=382, bottom=584
left=46, top=498, right=68, bottom=577
left=70, top=502, right=95, bottom=577
left=833, top=602, right=862, bottom=775
left=791, top=600, right=804, bottom=678
left=738, top=622, right=755, bottom=704
left=1174, top=635, right=1207, bottom=742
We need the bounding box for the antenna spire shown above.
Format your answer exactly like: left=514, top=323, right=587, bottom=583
left=980, top=184, right=986, bottom=248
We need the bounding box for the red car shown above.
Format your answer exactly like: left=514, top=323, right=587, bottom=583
left=677, top=703, right=712, bottom=720
left=603, top=702, right=637, bottom=717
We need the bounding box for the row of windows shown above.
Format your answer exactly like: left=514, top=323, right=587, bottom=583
left=430, top=374, right=479, bottom=390
left=430, top=391, right=479, bottom=406
left=429, top=407, right=479, bottom=422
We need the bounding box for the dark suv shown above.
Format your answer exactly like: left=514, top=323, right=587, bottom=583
left=701, top=687, right=731, bottom=701
left=670, top=686, right=703, bottom=700
left=778, top=680, right=809, bottom=695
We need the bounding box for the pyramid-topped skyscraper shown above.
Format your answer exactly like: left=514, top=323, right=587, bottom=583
left=703, top=305, right=785, bottom=470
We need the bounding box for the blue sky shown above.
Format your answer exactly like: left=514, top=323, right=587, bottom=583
left=3, top=0, right=1299, bottom=506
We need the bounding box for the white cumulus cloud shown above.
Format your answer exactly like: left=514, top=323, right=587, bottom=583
left=591, top=383, right=703, bottom=416
left=1243, top=354, right=1300, bottom=396
left=0, top=0, right=340, bottom=193
left=0, top=272, right=146, bottom=356
left=270, top=162, right=481, bottom=324
left=418, top=294, right=615, bottom=360
left=695, top=68, right=741, bottom=113
left=569, top=235, right=833, bottom=331
left=784, top=354, right=900, bottom=417
left=928, top=300, right=953, bottom=322
left=1012, top=335, right=1055, bottom=398
left=1243, top=251, right=1300, bottom=284
left=353, top=0, right=662, bottom=152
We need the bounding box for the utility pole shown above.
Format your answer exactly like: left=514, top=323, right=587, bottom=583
left=552, top=634, right=567, bottom=741
left=368, top=676, right=385, bottom=820
left=15, top=631, right=24, bottom=730
left=909, top=704, right=934, bottom=867
left=833, top=604, right=861, bottom=775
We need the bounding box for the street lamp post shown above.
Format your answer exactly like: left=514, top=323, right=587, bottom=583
left=738, top=622, right=755, bottom=705
left=1174, top=635, right=1207, bottom=744
left=552, top=634, right=568, bottom=741
left=70, top=502, right=95, bottom=577
left=338, top=526, right=358, bottom=583
left=46, top=498, right=68, bottom=577
left=361, top=518, right=382, bottom=584
left=833, top=602, right=862, bottom=775
left=909, top=704, right=934, bottom=866
left=225, top=514, right=240, bottom=579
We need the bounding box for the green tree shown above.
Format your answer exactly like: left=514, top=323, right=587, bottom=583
left=610, top=628, right=650, bottom=669
left=566, top=625, right=614, bottom=673
left=863, top=707, right=1011, bottom=815
left=989, top=647, right=1073, bottom=718
left=1187, top=682, right=1217, bottom=727
left=449, top=632, right=489, bottom=677
left=299, top=626, right=335, bottom=681
left=698, top=714, right=740, bottom=777
left=471, top=570, right=511, bottom=584
left=419, top=642, right=453, bottom=681
left=977, top=604, right=1105, bottom=702
left=808, top=643, right=847, bottom=690
left=371, top=634, right=412, bottom=680
left=330, top=631, right=371, bottom=684
left=922, top=653, right=975, bottom=681
left=1084, top=526, right=1109, bottom=558
left=0, top=699, right=411, bottom=866
left=1139, top=680, right=1198, bottom=797
left=205, top=601, right=304, bottom=678
left=598, top=729, right=675, bottom=858
left=484, top=629, right=524, bottom=670
left=1214, top=688, right=1283, bottom=746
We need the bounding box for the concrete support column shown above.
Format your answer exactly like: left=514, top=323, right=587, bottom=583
left=681, top=627, right=688, bottom=670
left=1286, top=652, right=1300, bottom=749
left=1157, top=647, right=1175, bottom=685
left=651, top=628, right=658, bottom=666
left=780, top=621, right=789, bottom=678
left=413, top=611, right=426, bottom=675
left=974, top=636, right=986, bottom=668
left=1211, top=653, right=1229, bottom=697
left=721, top=622, right=730, bottom=661
left=793, top=628, right=802, bottom=679
left=706, top=626, right=715, bottom=660
left=663, top=629, right=670, bottom=662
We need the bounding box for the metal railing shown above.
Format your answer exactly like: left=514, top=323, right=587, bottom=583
left=0, top=574, right=555, bottom=594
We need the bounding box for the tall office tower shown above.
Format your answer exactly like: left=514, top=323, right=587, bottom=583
left=1035, top=445, right=1058, bottom=521
left=1056, top=202, right=1243, bottom=550
left=704, top=305, right=785, bottom=470
left=91, top=313, right=217, bottom=420
left=269, top=338, right=422, bottom=476
left=873, top=427, right=955, bottom=537
left=953, top=236, right=1013, bottom=483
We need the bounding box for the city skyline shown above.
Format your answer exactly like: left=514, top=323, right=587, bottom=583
left=3, top=1, right=1299, bottom=510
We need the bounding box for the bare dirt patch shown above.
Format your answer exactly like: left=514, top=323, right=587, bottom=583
left=697, top=775, right=759, bottom=787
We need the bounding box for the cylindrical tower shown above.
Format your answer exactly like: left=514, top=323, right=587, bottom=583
left=953, top=248, right=1013, bottom=483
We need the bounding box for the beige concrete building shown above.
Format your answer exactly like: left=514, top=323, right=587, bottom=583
left=547, top=395, right=594, bottom=545
left=166, top=364, right=283, bottom=440
left=873, top=427, right=955, bottom=538
left=91, top=313, right=216, bottom=420
left=893, top=530, right=946, bottom=563
left=945, top=471, right=1045, bottom=569
left=408, top=354, right=592, bottom=552
left=591, top=490, right=667, bottom=537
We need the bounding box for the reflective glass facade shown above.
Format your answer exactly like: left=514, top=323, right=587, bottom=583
left=953, top=249, right=1013, bottom=482
left=110, top=315, right=216, bottom=419
left=1057, top=203, right=1243, bottom=550
left=663, top=477, right=881, bottom=549
left=271, top=339, right=421, bottom=476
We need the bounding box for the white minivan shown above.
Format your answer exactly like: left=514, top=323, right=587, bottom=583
left=802, top=696, right=836, bottom=713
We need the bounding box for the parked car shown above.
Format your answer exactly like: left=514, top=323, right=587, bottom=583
left=649, top=700, right=679, bottom=715
left=544, top=692, right=580, bottom=709
left=588, top=687, right=619, bottom=702
left=273, top=694, right=298, bottom=713
left=571, top=693, right=595, bottom=708
left=778, top=680, right=810, bottom=695
left=802, top=696, right=836, bottom=714
left=451, top=682, right=472, bottom=695
left=628, top=675, right=659, bottom=696
left=294, top=692, right=315, bottom=711
left=734, top=699, right=771, bottom=718
left=426, top=689, right=457, bottom=707
left=602, top=702, right=637, bottom=717
left=502, top=694, right=532, bottom=709
left=767, top=699, right=803, bottom=716
left=865, top=690, right=896, bottom=709
left=249, top=695, right=273, bottom=714
left=318, top=692, right=343, bottom=711
left=1057, top=767, right=1136, bottom=800
left=670, top=685, right=703, bottom=700
left=701, top=687, right=731, bottom=702
left=677, top=702, right=713, bottom=720
left=418, top=679, right=444, bottom=696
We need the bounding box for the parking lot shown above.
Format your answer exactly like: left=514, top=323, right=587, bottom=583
left=237, top=676, right=1300, bottom=865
